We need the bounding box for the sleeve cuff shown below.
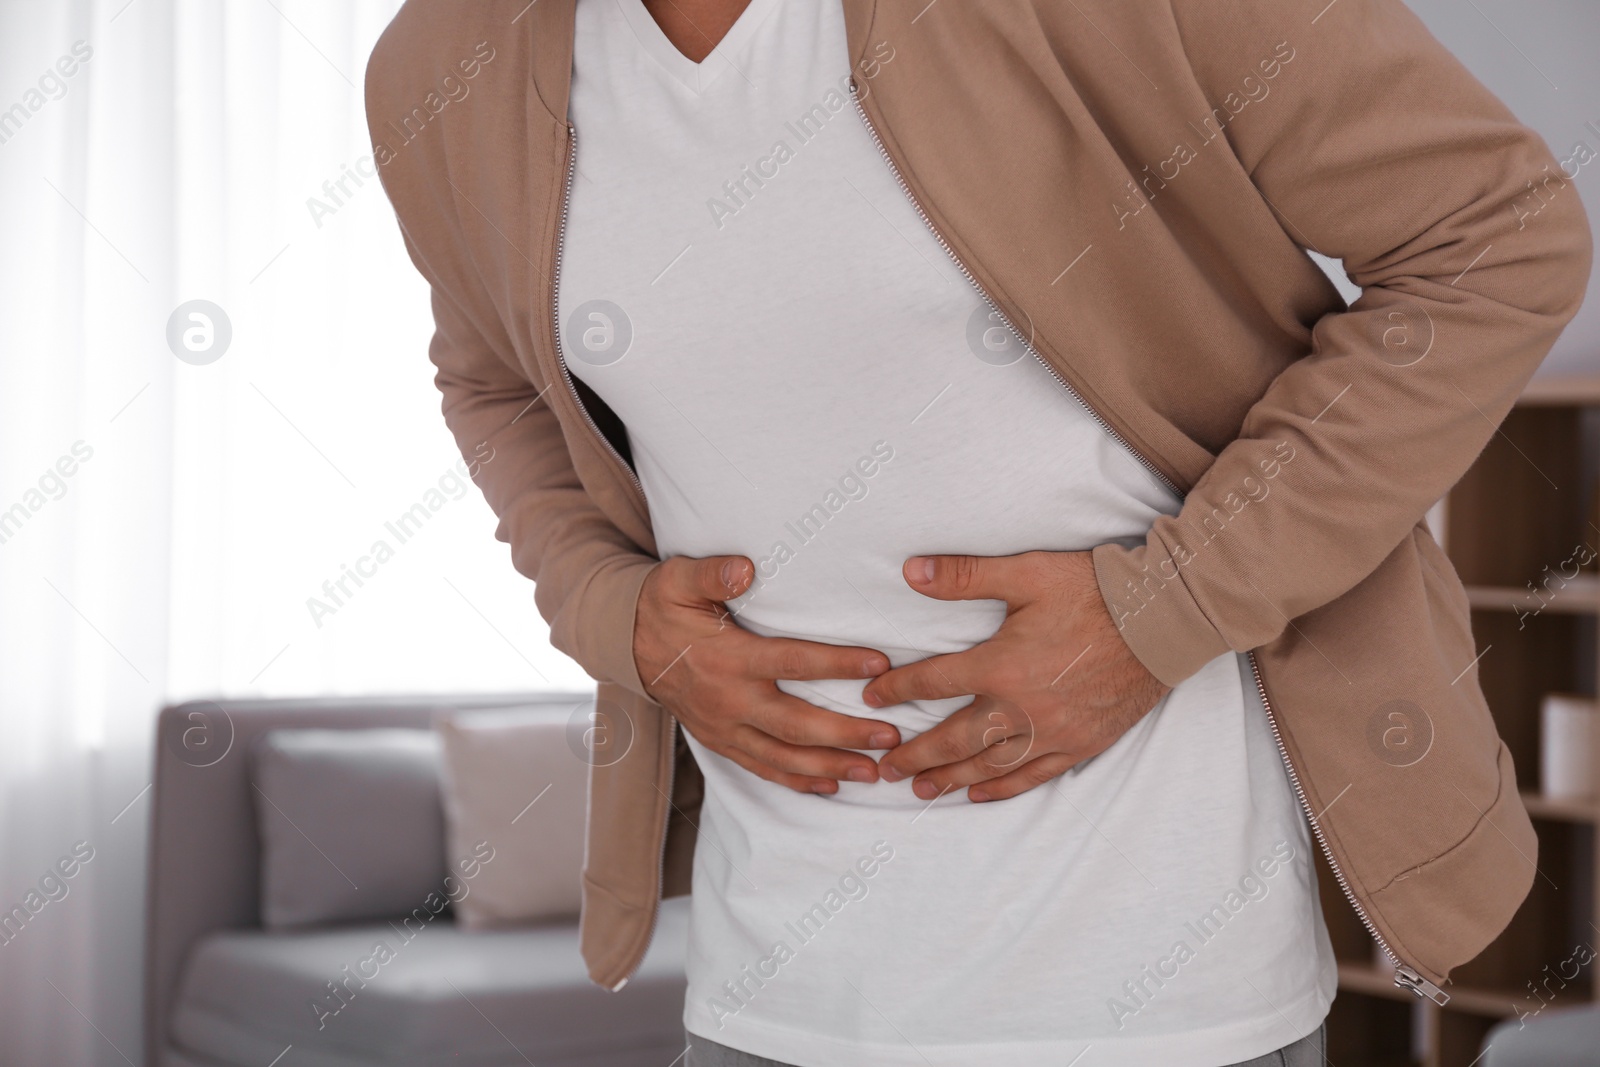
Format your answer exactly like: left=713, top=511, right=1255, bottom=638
left=571, top=555, right=661, bottom=703
left=1092, top=540, right=1234, bottom=688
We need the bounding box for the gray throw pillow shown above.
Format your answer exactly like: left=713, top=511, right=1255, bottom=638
left=436, top=703, right=590, bottom=928
left=252, top=728, right=447, bottom=930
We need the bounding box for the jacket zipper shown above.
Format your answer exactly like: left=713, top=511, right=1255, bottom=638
left=848, top=80, right=1450, bottom=1007
left=1246, top=657, right=1449, bottom=1005
left=553, top=123, right=675, bottom=992
left=606, top=720, right=676, bottom=992
left=554, top=126, right=646, bottom=498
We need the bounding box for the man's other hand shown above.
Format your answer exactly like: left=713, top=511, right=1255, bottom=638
left=862, top=550, right=1171, bottom=803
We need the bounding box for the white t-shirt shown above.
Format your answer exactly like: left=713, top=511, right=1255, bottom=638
left=563, top=1, right=1337, bottom=1064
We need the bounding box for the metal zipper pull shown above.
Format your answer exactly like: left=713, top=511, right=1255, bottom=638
left=1394, top=964, right=1450, bottom=1005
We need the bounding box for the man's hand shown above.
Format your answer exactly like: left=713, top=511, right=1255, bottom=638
left=634, top=555, right=901, bottom=795
left=861, top=550, right=1170, bottom=803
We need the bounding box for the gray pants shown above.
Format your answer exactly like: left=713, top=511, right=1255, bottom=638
left=687, top=1022, right=1326, bottom=1067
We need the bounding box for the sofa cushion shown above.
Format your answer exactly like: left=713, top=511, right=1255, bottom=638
left=1484, top=1005, right=1600, bottom=1066
left=168, top=897, right=689, bottom=1067
left=252, top=729, right=446, bottom=929
left=437, top=703, right=591, bottom=928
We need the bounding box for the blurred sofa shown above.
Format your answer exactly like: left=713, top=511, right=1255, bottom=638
left=143, top=693, right=689, bottom=1067
left=1482, top=1004, right=1600, bottom=1066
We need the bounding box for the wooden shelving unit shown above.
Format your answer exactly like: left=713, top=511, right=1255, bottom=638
left=1322, top=375, right=1600, bottom=1066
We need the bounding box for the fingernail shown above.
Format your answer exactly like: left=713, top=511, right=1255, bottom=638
left=970, top=789, right=990, bottom=803
left=847, top=767, right=876, bottom=783
left=811, top=782, right=837, bottom=795
left=880, top=764, right=904, bottom=783
left=913, top=779, right=938, bottom=800
left=720, top=560, right=736, bottom=590
left=862, top=690, right=882, bottom=708
left=869, top=729, right=897, bottom=748
left=862, top=657, right=885, bottom=675
left=908, top=556, right=935, bottom=584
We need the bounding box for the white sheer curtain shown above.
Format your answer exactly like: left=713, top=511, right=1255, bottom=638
left=0, top=2, right=589, bottom=1062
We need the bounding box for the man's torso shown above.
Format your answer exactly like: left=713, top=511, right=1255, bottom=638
left=561, top=2, right=1335, bottom=1062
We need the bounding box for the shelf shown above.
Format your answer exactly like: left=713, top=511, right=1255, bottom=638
left=1337, top=962, right=1545, bottom=1020
left=1517, top=374, right=1600, bottom=407
left=1438, top=983, right=1537, bottom=1020
left=1521, top=790, right=1600, bottom=823
left=1465, top=574, right=1600, bottom=615
left=1338, top=961, right=1415, bottom=1004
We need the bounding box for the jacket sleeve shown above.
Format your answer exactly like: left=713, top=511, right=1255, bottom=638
left=416, top=258, right=658, bottom=698
left=1094, top=0, right=1593, bottom=686
left=365, top=16, right=658, bottom=700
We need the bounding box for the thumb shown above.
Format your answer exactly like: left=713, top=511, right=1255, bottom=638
left=903, top=554, right=1020, bottom=602
left=689, top=554, right=754, bottom=602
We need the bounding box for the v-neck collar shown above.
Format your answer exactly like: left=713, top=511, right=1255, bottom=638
left=613, top=0, right=784, bottom=95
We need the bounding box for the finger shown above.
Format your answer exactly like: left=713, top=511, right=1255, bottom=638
left=668, top=554, right=755, bottom=602
left=860, top=651, right=974, bottom=708
left=879, top=697, right=1028, bottom=783
left=897, top=699, right=1037, bottom=795
left=717, top=743, right=839, bottom=795
left=966, top=751, right=1080, bottom=803
left=749, top=691, right=901, bottom=751
left=739, top=634, right=891, bottom=681
left=731, top=726, right=883, bottom=783
left=903, top=552, right=1027, bottom=603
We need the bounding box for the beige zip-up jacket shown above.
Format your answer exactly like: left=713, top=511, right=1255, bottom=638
left=365, top=0, right=1591, bottom=1001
